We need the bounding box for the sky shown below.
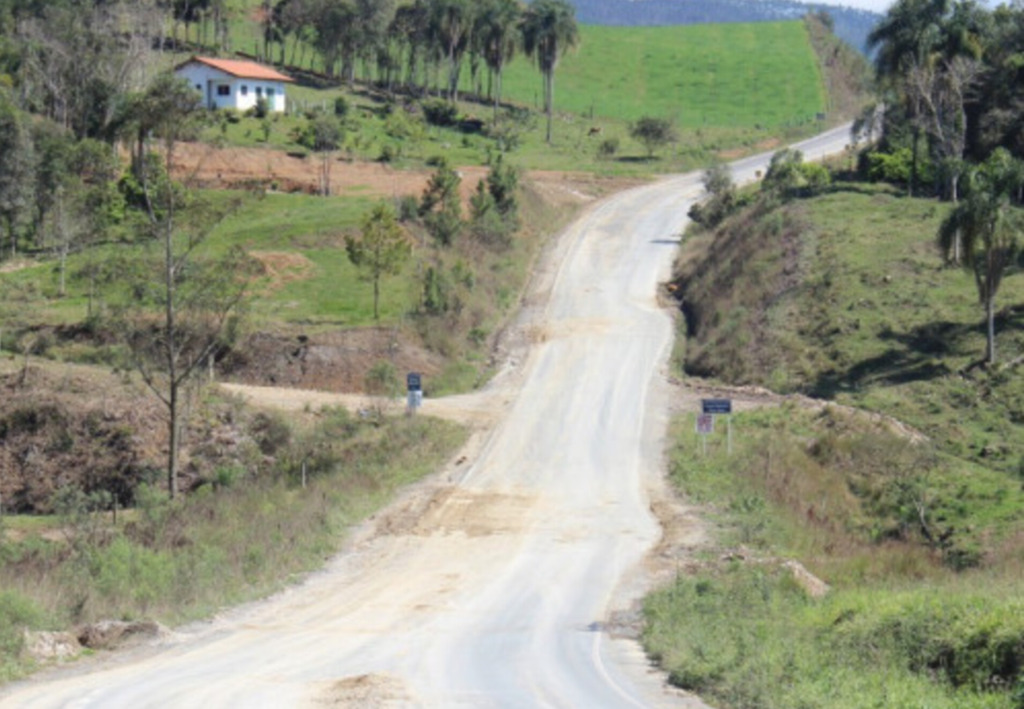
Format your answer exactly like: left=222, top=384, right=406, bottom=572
left=808, top=0, right=996, bottom=13
left=811, top=0, right=893, bottom=11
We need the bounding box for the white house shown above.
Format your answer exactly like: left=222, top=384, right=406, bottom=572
left=174, top=56, right=294, bottom=113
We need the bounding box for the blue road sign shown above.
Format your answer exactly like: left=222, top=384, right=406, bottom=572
left=702, top=398, right=732, bottom=415
left=407, top=372, right=422, bottom=391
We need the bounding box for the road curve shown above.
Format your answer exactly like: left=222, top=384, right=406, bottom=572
left=2, top=126, right=851, bottom=709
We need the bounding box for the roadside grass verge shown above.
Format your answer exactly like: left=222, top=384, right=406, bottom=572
left=0, top=402, right=466, bottom=681
left=645, top=404, right=1023, bottom=708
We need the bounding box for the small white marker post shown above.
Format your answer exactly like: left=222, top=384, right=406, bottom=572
left=696, top=413, right=714, bottom=456
left=701, top=398, right=733, bottom=456
left=406, top=372, right=423, bottom=415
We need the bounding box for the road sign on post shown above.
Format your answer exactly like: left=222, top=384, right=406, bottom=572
left=407, top=372, right=422, bottom=392
left=701, top=398, right=732, bottom=415
left=700, top=398, right=734, bottom=455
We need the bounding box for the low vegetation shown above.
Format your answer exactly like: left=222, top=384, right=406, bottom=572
left=0, top=362, right=466, bottom=681
left=645, top=405, right=1023, bottom=709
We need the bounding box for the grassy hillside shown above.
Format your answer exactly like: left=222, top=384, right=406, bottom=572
left=675, top=183, right=1024, bottom=474
left=653, top=181, right=1024, bottom=708
left=493, top=22, right=826, bottom=128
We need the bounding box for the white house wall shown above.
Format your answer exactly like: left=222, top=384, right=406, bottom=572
left=175, top=63, right=288, bottom=113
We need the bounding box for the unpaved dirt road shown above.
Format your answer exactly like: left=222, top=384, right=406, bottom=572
left=2, top=125, right=851, bottom=708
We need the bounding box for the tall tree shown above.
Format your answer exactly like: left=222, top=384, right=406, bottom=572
left=345, top=202, right=411, bottom=321
left=937, top=148, right=1022, bottom=365
left=867, top=0, right=950, bottom=195
left=907, top=55, right=982, bottom=203
left=478, top=0, right=522, bottom=119
left=0, top=90, right=35, bottom=259
left=521, top=0, right=579, bottom=144
left=390, top=0, right=430, bottom=90
left=119, top=73, right=252, bottom=499
left=429, top=0, right=474, bottom=101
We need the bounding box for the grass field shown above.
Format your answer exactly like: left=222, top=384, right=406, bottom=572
left=491, top=22, right=826, bottom=128
left=213, top=4, right=826, bottom=129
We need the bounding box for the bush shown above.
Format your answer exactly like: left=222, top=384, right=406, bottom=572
left=365, top=360, right=400, bottom=398
left=597, top=136, right=620, bottom=159
left=333, top=96, right=349, bottom=117
left=253, top=97, right=269, bottom=119
left=630, top=116, right=678, bottom=158
left=0, top=590, right=42, bottom=673
left=395, top=195, right=419, bottom=222
left=867, top=148, right=914, bottom=185
left=421, top=98, right=458, bottom=127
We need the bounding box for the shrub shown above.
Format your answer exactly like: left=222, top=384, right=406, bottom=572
left=250, top=411, right=291, bottom=455
left=421, top=98, right=457, bottom=127
left=630, top=116, right=678, bottom=158
left=0, top=591, right=42, bottom=670
left=395, top=195, right=419, bottom=222
left=365, top=360, right=400, bottom=398
left=333, top=96, right=349, bottom=117
left=253, top=97, right=269, bottom=119
left=597, top=136, right=620, bottom=159
left=867, top=148, right=914, bottom=184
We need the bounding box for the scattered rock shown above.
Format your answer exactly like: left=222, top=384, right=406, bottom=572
left=23, top=630, right=80, bottom=661
left=76, top=619, right=169, bottom=650
left=783, top=560, right=830, bottom=598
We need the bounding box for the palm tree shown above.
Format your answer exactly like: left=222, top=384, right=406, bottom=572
left=938, top=149, right=1023, bottom=365
left=429, top=0, right=474, bottom=101
left=479, top=0, right=523, bottom=120
left=521, top=0, right=578, bottom=144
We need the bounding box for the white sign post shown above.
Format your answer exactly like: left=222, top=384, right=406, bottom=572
left=406, top=372, right=423, bottom=415
left=700, top=399, right=734, bottom=456
left=695, top=413, right=714, bottom=456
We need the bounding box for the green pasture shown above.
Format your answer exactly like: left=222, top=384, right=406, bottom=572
left=491, top=22, right=826, bottom=128
left=212, top=7, right=828, bottom=129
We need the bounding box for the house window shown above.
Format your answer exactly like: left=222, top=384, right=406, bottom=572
left=195, top=84, right=202, bottom=92
left=240, top=85, right=248, bottom=96
left=267, top=88, right=275, bottom=98
left=255, top=86, right=263, bottom=97
left=217, top=85, right=230, bottom=96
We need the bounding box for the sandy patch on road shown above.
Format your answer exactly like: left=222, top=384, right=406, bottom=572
left=375, top=486, right=538, bottom=538
left=314, top=673, right=409, bottom=707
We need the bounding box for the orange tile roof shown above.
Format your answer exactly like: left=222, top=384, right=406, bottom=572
left=179, top=56, right=294, bottom=83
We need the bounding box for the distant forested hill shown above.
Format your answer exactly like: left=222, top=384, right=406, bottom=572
left=569, top=0, right=881, bottom=53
